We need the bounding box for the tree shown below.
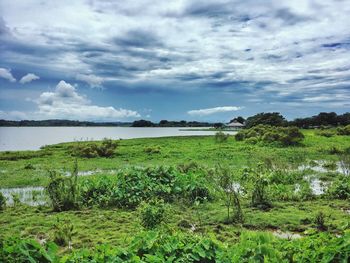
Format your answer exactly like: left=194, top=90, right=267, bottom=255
left=245, top=112, right=286, bottom=128
left=131, top=120, right=155, bottom=127
left=214, top=123, right=224, bottom=129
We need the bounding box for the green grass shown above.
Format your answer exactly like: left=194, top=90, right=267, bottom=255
left=0, top=130, right=349, bottom=187
left=1, top=199, right=349, bottom=251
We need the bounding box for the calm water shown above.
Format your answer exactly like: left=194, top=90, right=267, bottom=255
left=0, top=127, right=236, bottom=151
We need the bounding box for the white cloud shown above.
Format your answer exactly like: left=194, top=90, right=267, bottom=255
left=76, top=74, right=104, bottom=88
left=19, top=73, right=40, bottom=84
left=188, top=106, right=242, bottom=116
left=0, top=68, right=16, bottom=82
left=35, top=80, right=140, bottom=120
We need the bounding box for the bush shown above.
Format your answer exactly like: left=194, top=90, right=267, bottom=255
left=0, top=192, right=6, bottom=211
left=235, top=125, right=304, bottom=146
left=144, top=145, right=161, bottom=154
left=215, top=131, right=229, bottom=143
left=337, top=124, right=350, bottom=135
left=234, top=132, right=245, bottom=141
left=96, top=139, right=118, bottom=157
left=46, top=161, right=79, bottom=211
left=326, top=176, right=350, bottom=199
left=316, top=130, right=335, bottom=137
left=245, top=137, right=258, bottom=144
left=139, top=199, right=167, bottom=229
left=314, top=211, right=327, bottom=231
left=73, top=138, right=117, bottom=158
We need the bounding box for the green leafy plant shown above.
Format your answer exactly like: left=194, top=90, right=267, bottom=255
left=139, top=199, right=167, bottom=229
left=314, top=211, right=328, bottom=231
left=52, top=217, right=76, bottom=248
left=0, top=237, right=58, bottom=263
left=11, top=193, right=21, bottom=207
left=46, top=160, right=79, bottom=211
left=215, top=166, right=244, bottom=223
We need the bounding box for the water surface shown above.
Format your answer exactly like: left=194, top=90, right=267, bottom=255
left=0, top=127, right=236, bottom=151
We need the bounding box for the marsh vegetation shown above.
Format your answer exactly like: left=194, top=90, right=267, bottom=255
left=0, top=128, right=349, bottom=262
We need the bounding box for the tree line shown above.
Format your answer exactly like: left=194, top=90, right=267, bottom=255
left=0, top=112, right=349, bottom=128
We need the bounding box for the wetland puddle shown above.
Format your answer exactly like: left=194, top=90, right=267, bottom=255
left=0, top=186, right=46, bottom=206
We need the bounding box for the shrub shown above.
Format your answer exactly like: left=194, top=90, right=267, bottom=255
left=46, top=161, right=79, bottom=211
left=11, top=193, right=21, bottom=207
left=326, top=176, right=350, bottom=199
left=337, top=124, right=350, bottom=135
left=235, top=125, right=304, bottom=146
left=0, top=192, right=6, bottom=211
left=243, top=166, right=272, bottom=209
left=245, top=137, right=258, bottom=144
left=73, top=144, right=99, bottom=158
left=316, top=130, right=335, bottom=137
left=96, top=139, right=118, bottom=157
left=234, top=132, right=245, bottom=141
left=144, top=145, right=161, bottom=154
left=215, top=131, right=229, bottom=143
left=314, top=211, right=327, bottom=231
left=176, top=172, right=212, bottom=204
left=73, top=138, right=117, bottom=158
left=139, top=199, right=167, bottom=229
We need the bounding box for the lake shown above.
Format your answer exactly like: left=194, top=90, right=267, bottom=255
left=0, top=127, right=236, bottom=151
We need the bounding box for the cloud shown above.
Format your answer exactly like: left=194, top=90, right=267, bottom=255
left=188, top=106, right=242, bottom=116
left=1, top=0, right=350, bottom=117
left=0, top=68, right=16, bottom=82
left=35, top=80, right=140, bottom=120
left=76, top=73, right=104, bottom=88
left=19, top=73, right=40, bottom=84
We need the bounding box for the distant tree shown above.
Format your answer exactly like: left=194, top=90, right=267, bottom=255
left=131, top=120, right=155, bottom=127
left=245, top=112, right=286, bottom=128
left=338, top=113, right=350, bottom=126
left=159, top=120, right=169, bottom=127
left=230, top=116, right=245, bottom=124
left=314, top=112, right=338, bottom=126
left=213, top=123, right=224, bottom=129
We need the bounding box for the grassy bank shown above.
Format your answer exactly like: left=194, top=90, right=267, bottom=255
left=0, top=130, right=349, bottom=188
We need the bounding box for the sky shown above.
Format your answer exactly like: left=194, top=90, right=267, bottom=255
left=0, top=0, right=350, bottom=122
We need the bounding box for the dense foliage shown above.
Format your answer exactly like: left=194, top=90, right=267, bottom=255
left=72, top=139, right=118, bottom=158
left=245, top=112, right=287, bottom=128
left=235, top=125, right=304, bottom=146
left=46, top=163, right=79, bottom=211
left=138, top=199, right=167, bottom=229
left=291, top=112, right=350, bottom=128
left=1, top=230, right=349, bottom=262
left=46, top=166, right=213, bottom=210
